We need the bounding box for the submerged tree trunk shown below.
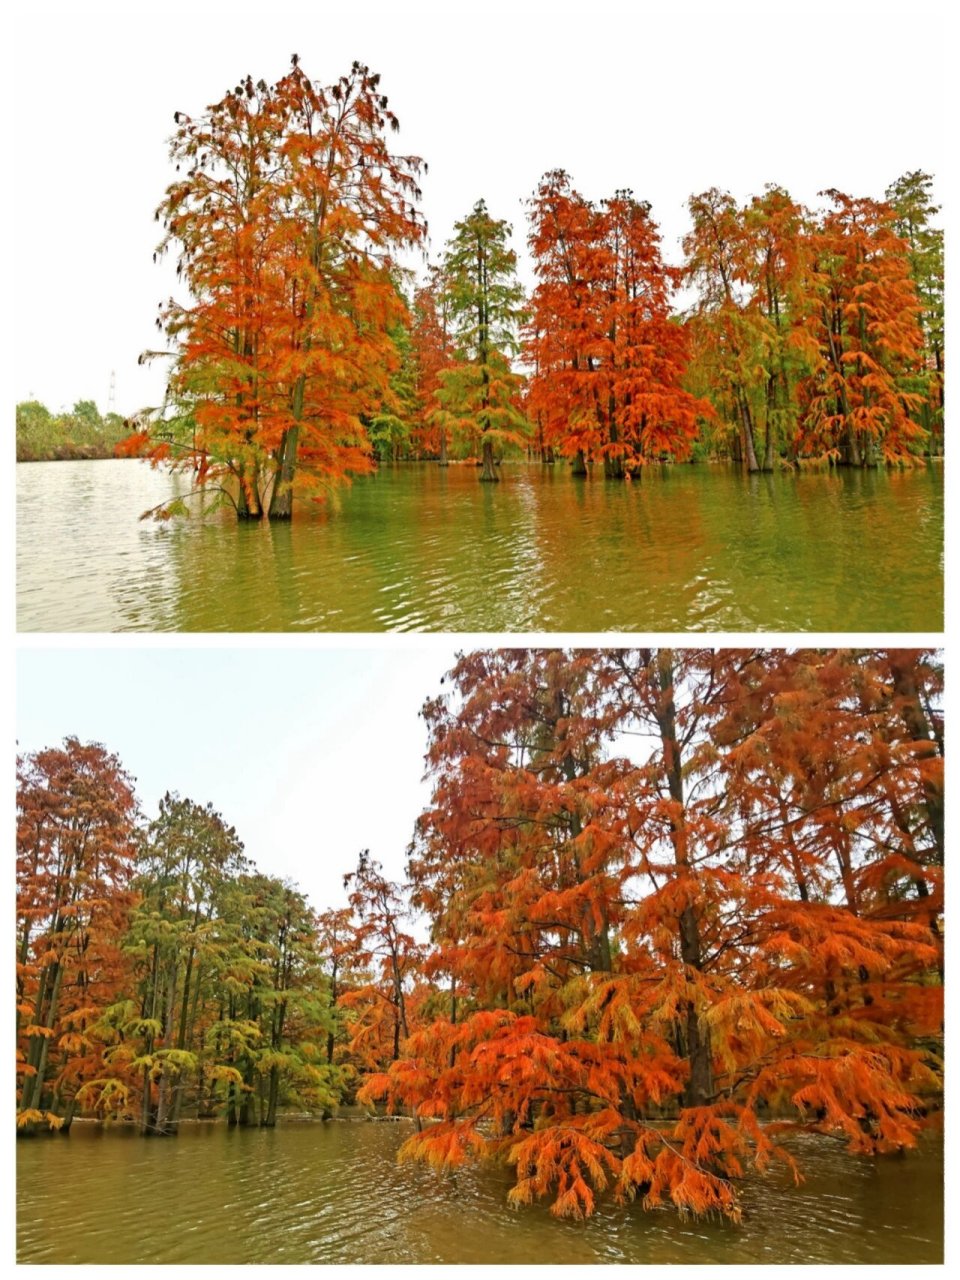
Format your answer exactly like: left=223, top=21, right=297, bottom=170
left=24, top=958, right=66, bottom=1115
left=268, top=425, right=300, bottom=519
left=842, top=414, right=863, bottom=467
left=265, top=1065, right=281, bottom=1128
left=737, top=393, right=761, bottom=473
left=571, top=449, right=588, bottom=476
left=140, top=1064, right=153, bottom=1136
left=604, top=409, right=625, bottom=478
left=236, top=461, right=263, bottom=520
left=604, top=451, right=625, bottom=480
left=479, top=435, right=498, bottom=482
left=438, top=428, right=448, bottom=467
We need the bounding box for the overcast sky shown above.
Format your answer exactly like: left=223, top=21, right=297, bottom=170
left=16, top=646, right=459, bottom=914
left=12, top=0, right=944, bottom=415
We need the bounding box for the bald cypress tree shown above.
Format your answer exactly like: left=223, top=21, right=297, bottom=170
left=437, top=200, right=528, bottom=481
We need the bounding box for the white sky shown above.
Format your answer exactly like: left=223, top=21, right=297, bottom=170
left=12, top=0, right=944, bottom=416
left=16, top=645, right=459, bottom=914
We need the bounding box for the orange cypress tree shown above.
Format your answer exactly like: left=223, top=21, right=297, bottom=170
left=794, top=192, right=926, bottom=464
left=408, top=269, right=456, bottom=462
left=525, top=171, right=608, bottom=473
left=137, top=58, right=426, bottom=519
left=340, top=851, right=424, bottom=1074
left=361, top=649, right=942, bottom=1219
left=316, top=906, right=360, bottom=1067
left=528, top=175, right=706, bottom=477
left=598, top=193, right=705, bottom=474
left=16, top=740, right=140, bottom=1132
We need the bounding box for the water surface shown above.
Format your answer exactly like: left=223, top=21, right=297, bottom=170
left=16, top=459, right=943, bottom=631
left=16, top=1120, right=943, bottom=1265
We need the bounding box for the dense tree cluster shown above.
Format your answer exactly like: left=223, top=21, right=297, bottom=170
left=16, top=748, right=357, bottom=1136
left=17, top=650, right=943, bottom=1221
left=120, top=57, right=940, bottom=520
left=684, top=182, right=940, bottom=468
left=15, top=400, right=136, bottom=463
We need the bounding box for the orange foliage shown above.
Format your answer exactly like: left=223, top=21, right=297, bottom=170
left=408, top=270, right=456, bottom=460
left=365, top=649, right=942, bottom=1219
left=16, top=740, right=139, bottom=1127
left=148, top=59, right=425, bottom=518
left=526, top=172, right=708, bottom=473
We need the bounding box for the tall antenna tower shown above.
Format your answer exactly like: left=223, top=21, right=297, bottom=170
left=108, top=369, right=116, bottom=416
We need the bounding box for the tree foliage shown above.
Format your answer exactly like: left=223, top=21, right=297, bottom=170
left=136, top=58, right=426, bottom=519
left=126, top=88, right=940, bottom=492
left=434, top=200, right=529, bottom=480
left=16, top=740, right=139, bottom=1131
left=683, top=185, right=934, bottom=467
left=17, top=760, right=343, bottom=1133
left=527, top=172, right=707, bottom=476
left=362, top=648, right=943, bottom=1219
left=16, top=399, right=135, bottom=462
left=885, top=172, right=943, bottom=449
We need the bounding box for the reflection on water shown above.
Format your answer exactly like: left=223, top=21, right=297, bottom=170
left=16, top=1120, right=943, bottom=1265
left=16, top=459, right=943, bottom=632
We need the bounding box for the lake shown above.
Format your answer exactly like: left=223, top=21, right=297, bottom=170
left=16, top=459, right=943, bottom=632
left=15, top=1119, right=943, bottom=1265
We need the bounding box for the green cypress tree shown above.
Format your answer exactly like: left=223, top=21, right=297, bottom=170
left=437, top=200, right=529, bottom=480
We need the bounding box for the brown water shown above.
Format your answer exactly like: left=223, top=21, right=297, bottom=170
left=16, top=1120, right=942, bottom=1265
left=16, top=459, right=942, bottom=632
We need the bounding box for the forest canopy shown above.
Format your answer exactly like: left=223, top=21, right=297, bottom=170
left=117, top=57, right=942, bottom=520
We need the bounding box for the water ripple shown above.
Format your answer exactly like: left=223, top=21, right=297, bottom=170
left=16, top=1120, right=943, bottom=1265
left=16, top=459, right=943, bottom=632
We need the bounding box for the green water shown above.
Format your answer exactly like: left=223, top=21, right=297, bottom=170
left=16, top=459, right=942, bottom=632
left=16, top=1120, right=942, bottom=1265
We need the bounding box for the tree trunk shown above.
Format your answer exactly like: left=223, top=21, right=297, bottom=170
left=239, top=1063, right=257, bottom=1126
left=842, top=414, right=862, bottom=467
left=737, top=393, right=761, bottom=473
left=886, top=650, right=945, bottom=977
left=269, top=426, right=300, bottom=519
left=887, top=652, right=944, bottom=865
left=648, top=649, right=714, bottom=1108
left=25, top=957, right=66, bottom=1115
left=236, top=461, right=263, bottom=520
left=604, top=419, right=625, bottom=479
left=265, top=1065, right=280, bottom=1128
left=763, top=375, right=776, bottom=470
left=140, top=1064, right=153, bottom=1136
left=571, top=449, right=587, bottom=476
left=171, top=945, right=196, bottom=1126
left=60, top=1096, right=77, bottom=1133
left=479, top=435, right=498, bottom=482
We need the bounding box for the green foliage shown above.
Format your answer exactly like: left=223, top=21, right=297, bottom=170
left=885, top=171, right=944, bottom=448
left=16, top=398, right=137, bottom=462
left=116, top=800, right=349, bottom=1130
left=436, top=200, right=530, bottom=465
